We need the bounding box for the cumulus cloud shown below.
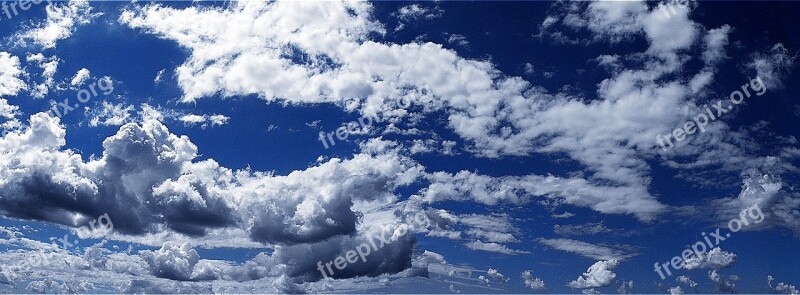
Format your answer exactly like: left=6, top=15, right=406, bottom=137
left=87, top=101, right=135, bottom=127
left=708, top=269, right=739, bottom=293
left=769, top=275, right=799, bottom=295
left=521, top=270, right=545, bottom=290
left=0, top=99, right=19, bottom=120
left=676, top=275, right=698, bottom=288
left=26, top=53, right=59, bottom=98
left=668, top=286, right=684, bottom=295
left=486, top=268, right=509, bottom=283
left=15, top=0, right=98, bottom=48
left=178, top=114, right=230, bottom=128
left=114, top=1, right=798, bottom=236
left=0, top=52, right=26, bottom=96
left=567, top=260, right=620, bottom=289
left=680, top=247, right=736, bottom=270
left=140, top=243, right=204, bottom=281
left=70, top=68, right=91, bottom=86
left=0, top=112, right=433, bottom=282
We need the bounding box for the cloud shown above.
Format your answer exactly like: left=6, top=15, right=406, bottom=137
left=486, top=268, right=509, bottom=283
left=15, top=0, right=98, bottom=48
left=708, top=269, right=739, bottom=293
left=617, top=280, right=634, bottom=294
left=681, top=247, right=736, bottom=270
left=0, top=112, right=437, bottom=282
left=26, top=53, right=59, bottom=98
left=769, top=275, right=799, bottom=295
left=178, top=114, right=230, bottom=128
left=676, top=275, right=698, bottom=288
left=465, top=241, right=529, bottom=255
left=140, top=243, right=204, bottom=281
left=0, top=99, right=19, bottom=119
left=554, top=222, right=611, bottom=236
left=567, top=260, right=620, bottom=289
left=745, top=43, right=796, bottom=89
left=87, top=101, right=135, bottom=127
left=668, top=286, right=684, bottom=295
left=0, top=52, right=27, bottom=96
left=521, top=270, right=545, bottom=290
left=537, top=238, right=635, bottom=261
left=420, top=170, right=667, bottom=221
left=70, top=68, right=91, bottom=86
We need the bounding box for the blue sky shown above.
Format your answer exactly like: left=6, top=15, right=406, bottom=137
left=0, top=0, right=798, bottom=293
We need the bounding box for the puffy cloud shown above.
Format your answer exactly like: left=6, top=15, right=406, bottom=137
left=0, top=112, right=421, bottom=246
left=676, top=275, right=698, bottom=288
left=617, top=280, right=634, bottom=294
left=26, top=53, right=59, bottom=98
left=70, top=68, right=91, bottom=86
left=87, top=101, right=135, bottom=127
left=668, top=286, right=684, bottom=295
left=521, top=270, right=545, bottom=290
left=0, top=52, right=26, bottom=96
left=769, top=275, right=799, bottom=295
left=486, top=268, right=509, bottom=283
left=116, top=1, right=798, bottom=234
left=567, top=260, right=620, bottom=289
left=26, top=278, right=95, bottom=293
left=680, top=247, right=736, bottom=270
left=0, top=112, right=435, bottom=282
left=15, top=0, right=98, bottom=48
left=708, top=269, right=738, bottom=293
left=140, top=243, right=203, bottom=281
left=536, top=238, right=636, bottom=261
left=0, top=99, right=19, bottom=119
left=178, top=114, right=230, bottom=128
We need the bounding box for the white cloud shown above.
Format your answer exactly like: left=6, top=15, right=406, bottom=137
left=521, top=270, right=545, bottom=290
left=708, top=269, right=738, bottom=293
left=16, top=0, right=98, bottom=48
left=676, top=275, right=698, bottom=288
left=26, top=53, right=59, bottom=98
left=392, top=4, right=443, bottom=31
left=745, top=43, right=796, bottom=89
left=420, top=170, right=666, bottom=221
left=70, top=68, right=91, bottom=86
left=537, top=238, right=636, bottom=261
left=140, top=242, right=217, bottom=281
left=0, top=99, right=19, bottom=119
left=668, top=286, right=684, bottom=295
left=681, top=247, right=736, bottom=270
left=0, top=112, right=433, bottom=282
left=486, top=268, right=509, bottom=283
left=0, top=52, right=26, bottom=96
left=87, top=101, right=135, bottom=127
left=179, top=113, right=230, bottom=128
left=567, top=260, right=620, bottom=289
left=465, top=241, right=528, bottom=255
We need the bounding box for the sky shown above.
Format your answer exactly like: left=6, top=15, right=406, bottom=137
left=0, top=0, right=798, bottom=294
